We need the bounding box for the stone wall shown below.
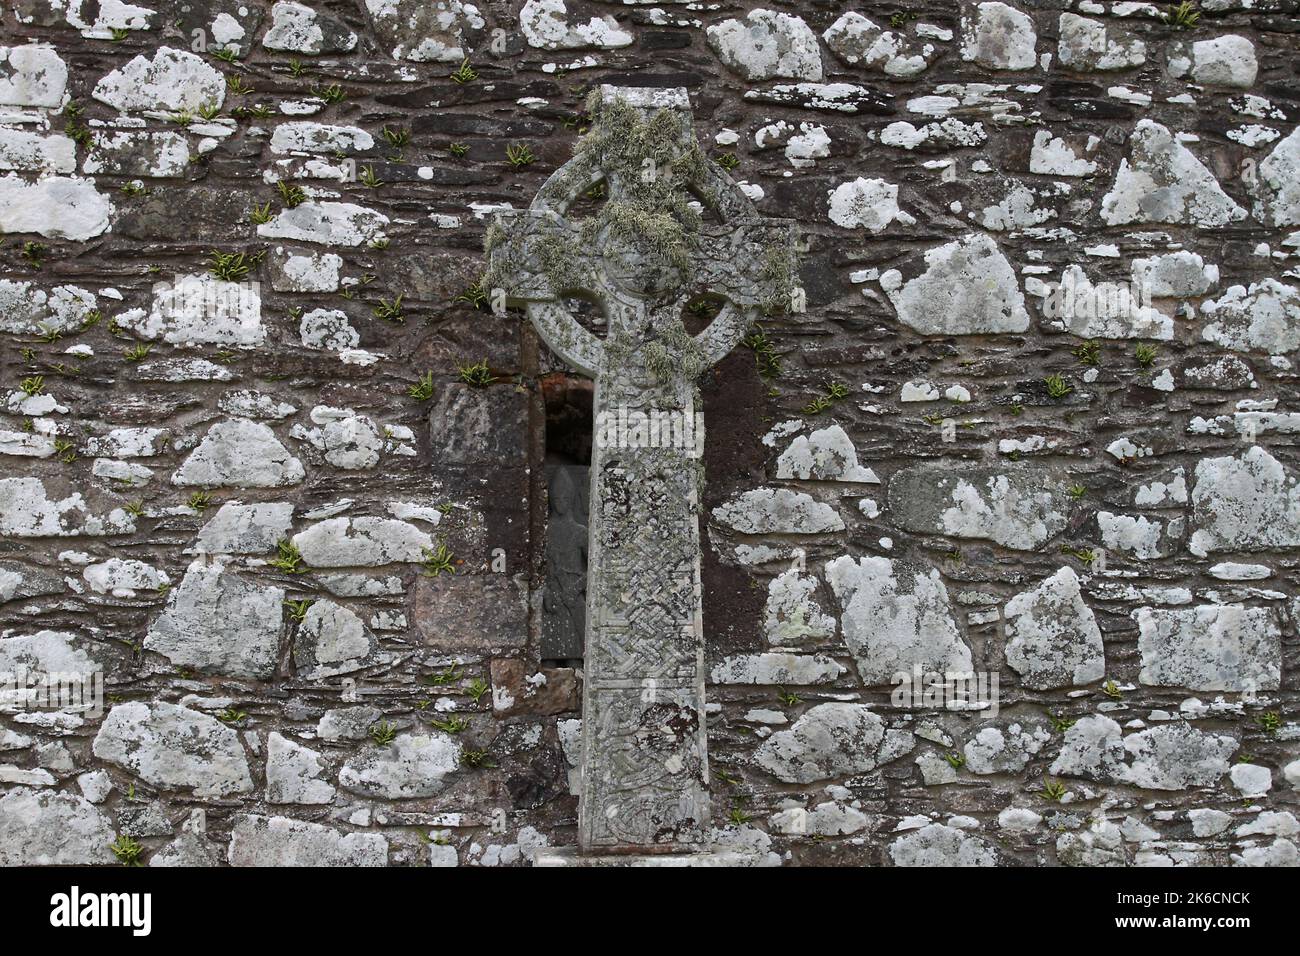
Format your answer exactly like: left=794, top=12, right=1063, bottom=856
left=1, top=0, right=1298, bottom=866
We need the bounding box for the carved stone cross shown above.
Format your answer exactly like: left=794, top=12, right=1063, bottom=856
left=486, top=86, right=798, bottom=858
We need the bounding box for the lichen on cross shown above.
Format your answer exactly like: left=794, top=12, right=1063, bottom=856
left=485, top=85, right=799, bottom=856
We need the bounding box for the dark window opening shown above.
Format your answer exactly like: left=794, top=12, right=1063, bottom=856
left=540, top=373, right=592, bottom=667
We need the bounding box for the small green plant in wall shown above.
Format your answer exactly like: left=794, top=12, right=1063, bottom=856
left=456, top=359, right=496, bottom=387
left=421, top=542, right=456, bottom=576
left=449, top=58, right=477, bottom=83
left=269, top=538, right=307, bottom=574
left=373, top=294, right=404, bottom=323
left=284, top=599, right=313, bottom=622
left=109, top=835, right=144, bottom=866
left=1165, top=0, right=1199, bottom=28
left=1134, top=342, right=1158, bottom=368
left=1255, top=711, right=1281, bottom=735
left=430, top=715, right=470, bottom=734
left=465, top=677, right=490, bottom=703
left=276, top=180, right=306, bottom=209
left=1039, top=778, right=1067, bottom=802
left=1044, top=373, right=1072, bottom=399
left=407, top=371, right=435, bottom=401
left=505, top=143, right=535, bottom=168
left=369, top=720, right=397, bottom=745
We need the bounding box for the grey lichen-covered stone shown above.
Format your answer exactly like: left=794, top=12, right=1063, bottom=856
left=770, top=800, right=870, bottom=836
left=192, top=501, right=294, bottom=555
left=1101, top=120, right=1247, bottom=227
left=293, top=516, right=433, bottom=567
left=0, top=280, right=98, bottom=335
left=1049, top=714, right=1127, bottom=781
left=880, top=233, right=1029, bottom=334
left=92, top=701, right=254, bottom=798
left=712, top=488, right=844, bottom=534
left=0, top=477, right=135, bottom=538
left=1121, top=723, right=1236, bottom=790
left=828, top=177, right=915, bottom=233
left=1136, top=604, right=1282, bottom=692
left=257, top=201, right=389, bottom=247
left=92, top=47, right=225, bottom=113
left=706, top=9, right=822, bottom=82
left=1189, top=446, right=1300, bottom=555
left=1167, top=35, right=1258, bottom=88
left=0, top=44, right=67, bottom=107
left=339, top=732, right=460, bottom=798
left=83, top=130, right=190, bottom=177
left=963, top=723, right=1050, bottom=774
left=262, top=1, right=358, bottom=54
left=823, top=13, right=937, bottom=76
left=825, top=555, right=971, bottom=684
left=266, top=732, right=336, bottom=805
left=960, top=2, right=1037, bottom=71
left=293, top=599, right=375, bottom=678
left=518, top=0, right=632, bottom=51
left=317, top=706, right=384, bottom=743
left=172, top=419, right=304, bottom=488
left=763, top=569, right=836, bottom=644
left=1251, top=127, right=1300, bottom=227
left=0, top=788, right=115, bottom=865
left=0, top=174, right=114, bottom=241
left=1200, top=280, right=1300, bottom=354
left=117, top=275, right=264, bottom=348
left=144, top=558, right=284, bottom=679
left=888, top=464, right=1069, bottom=550
left=1057, top=13, right=1145, bottom=71
left=1003, top=566, right=1106, bottom=690
left=710, top=652, right=845, bottom=685
left=1056, top=817, right=1127, bottom=866
left=889, top=822, right=997, bottom=866
left=0, top=629, right=99, bottom=690
left=228, top=814, right=387, bottom=866
left=753, top=703, right=914, bottom=783
left=365, top=0, right=484, bottom=62
left=775, top=424, right=879, bottom=482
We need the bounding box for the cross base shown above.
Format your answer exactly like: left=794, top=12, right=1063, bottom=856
left=531, top=847, right=780, bottom=868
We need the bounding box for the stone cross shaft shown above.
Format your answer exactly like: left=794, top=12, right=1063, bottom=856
left=487, top=86, right=798, bottom=854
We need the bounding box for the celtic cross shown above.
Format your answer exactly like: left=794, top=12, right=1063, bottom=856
left=486, top=86, right=798, bottom=856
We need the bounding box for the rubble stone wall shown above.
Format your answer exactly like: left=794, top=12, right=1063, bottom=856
left=1, top=0, right=1297, bottom=866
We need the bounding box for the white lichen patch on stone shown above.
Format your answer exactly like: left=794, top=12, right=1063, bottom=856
left=144, top=557, right=285, bottom=678
left=1029, top=130, right=1098, bottom=176
left=705, top=9, right=822, bottom=82
left=520, top=0, right=633, bottom=51
left=171, top=419, right=304, bottom=488
left=825, top=555, right=972, bottom=684
left=888, top=465, right=1069, bottom=550
left=262, top=2, right=358, bottom=54
left=0, top=174, right=113, bottom=241
left=83, top=557, right=168, bottom=597
left=763, top=569, right=836, bottom=644
left=1057, top=13, right=1146, bottom=71
left=880, top=233, right=1029, bottom=334
left=1167, top=35, right=1258, bottom=89
left=1200, top=279, right=1300, bottom=354
left=192, top=501, right=294, bottom=554
left=1189, top=446, right=1300, bottom=555
left=365, top=0, right=484, bottom=62
left=711, top=488, right=845, bottom=534
left=0, top=44, right=68, bottom=107
left=339, top=732, right=459, bottom=798
left=270, top=122, right=375, bottom=154
left=228, top=814, right=385, bottom=866
left=0, top=128, right=76, bottom=173
left=0, top=477, right=134, bottom=538
left=116, top=274, right=263, bottom=348
left=92, top=701, right=254, bottom=798
left=827, top=177, right=915, bottom=233
left=92, top=47, right=225, bottom=113
left=1251, top=126, right=1300, bottom=227
left=710, top=653, right=845, bottom=685
left=1003, top=566, right=1105, bottom=689
left=257, top=201, right=389, bottom=246
left=266, top=732, right=336, bottom=805
left=1136, top=604, right=1282, bottom=691
left=1101, top=120, right=1247, bottom=227
left=292, top=516, right=434, bottom=567
left=753, top=703, right=914, bottom=783
left=822, top=13, right=937, bottom=76
left=960, top=2, right=1037, bottom=71
left=890, top=822, right=997, bottom=866
left=775, top=424, right=878, bottom=482
left=0, top=280, right=98, bottom=335
left=83, top=129, right=190, bottom=177
left=294, top=599, right=375, bottom=678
